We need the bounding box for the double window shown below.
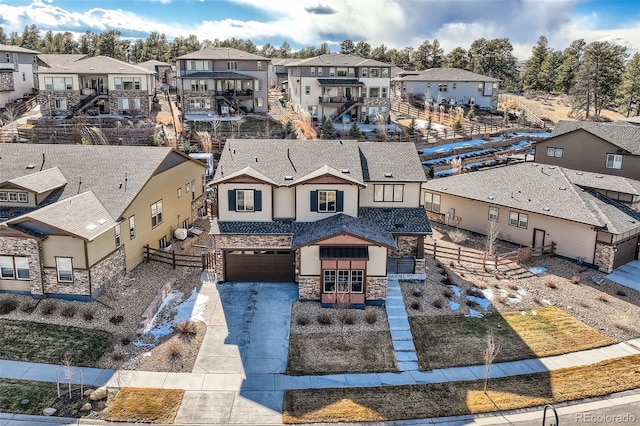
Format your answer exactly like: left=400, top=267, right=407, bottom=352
left=228, top=189, right=262, bottom=212
left=186, top=60, right=211, bottom=71
left=439, top=83, right=448, bottom=92
left=117, top=98, right=141, bottom=111
left=337, top=67, right=348, bottom=77
left=547, top=147, right=563, bottom=158
left=424, top=192, right=441, bottom=212
left=369, top=68, right=380, bottom=78
left=226, top=61, right=238, bottom=70
left=191, top=80, right=208, bottom=92
left=374, top=184, right=404, bottom=202
left=44, top=77, right=72, bottom=91
left=509, top=211, right=528, bottom=228
left=0, top=256, right=30, bottom=280
left=323, top=270, right=364, bottom=293
left=151, top=200, right=163, bottom=228
left=114, top=77, right=141, bottom=90
left=189, top=98, right=211, bottom=110
left=54, top=98, right=68, bottom=110
left=309, top=190, right=344, bottom=213
left=56, top=257, right=73, bottom=283
left=0, top=192, right=28, bottom=203
left=369, top=87, right=380, bottom=98
left=606, top=154, right=623, bottom=169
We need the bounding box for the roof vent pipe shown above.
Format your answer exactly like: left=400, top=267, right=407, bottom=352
left=40, top=153, right=45, bottom=171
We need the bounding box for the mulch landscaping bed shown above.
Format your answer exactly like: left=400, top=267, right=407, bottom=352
left=105, top=387, right=184, bottom=424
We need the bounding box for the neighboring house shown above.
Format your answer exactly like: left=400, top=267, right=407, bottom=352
left=137, top=59, right=176, bottom=89
left=268, top=58, right=298, bottom=90
left=37, top=56, right=156, bottom=117
left=394, top=68, right=500, bottom=110
left=211, top=139, right=431, bottom=307
left=422, top=163, right=640, bottom=273
left=0, top=44, right=39, bottom=108
left=535, top=121, right=640, bottom=180
left=286, top=53, right=392, bottom=122
left=175, top=47, right=270, bottom=117
left=0, top=145, right=206, bottom=300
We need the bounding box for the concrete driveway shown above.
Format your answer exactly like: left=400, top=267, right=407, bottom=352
left=606, top=259, right=640, bottom=292
left=175, top=277, right=298, bottom=425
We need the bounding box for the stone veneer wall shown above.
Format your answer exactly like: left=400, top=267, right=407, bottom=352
left=212, top=234, right=293, bottom=281
left=0, top=236, right=43, bottom=296
left=366, top=276, right=387, bottom=301
left=191, top=194, right=206, bottom=222
left=89, top=246, right=126, bottom=297
left=415, top=258, right=426, bottom=274
left=389, top=236, right=418, bottom=258
left=43, top=268, right=90, bottom=297
left=363, top=97, right=391, bottom=118
left=182, top=91, right=217, bottom=113
left=298, top=276, right=320, bottom=300
left=39, top=90, right=81, bottom=116
left=594, top=242, right=615, bottom=273
left=108, top=90, right=151, bottom=114
left=0, top=71, right=14, bottom=92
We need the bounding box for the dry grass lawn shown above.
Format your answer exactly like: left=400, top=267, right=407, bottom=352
left=411, top=307, right=615, bottom=370
left=282, top=354, right=640, bottom=423
left=287, top=331, right=396, bottom=375
left=106, top=387, right=184, bottom=424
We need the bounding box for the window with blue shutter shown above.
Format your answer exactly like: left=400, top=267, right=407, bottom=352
left=228, top=190, right=236, bottom=211
left=336, top=191, right=344, bottom=212
left=254, top=190, right=262, bottom=211
left=310, top=190, right=318, bottom=211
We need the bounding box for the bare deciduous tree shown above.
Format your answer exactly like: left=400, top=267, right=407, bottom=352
left=196, top=130, right=212, bottom=153
left=485, top=219, right=501, bottom=256
left=483, top=329, right=501, bottom=393
left=334, top=292, right=351, bottom=350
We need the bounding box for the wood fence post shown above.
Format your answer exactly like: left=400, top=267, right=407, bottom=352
left=433, top=241, right=437, bottom=259
left=482, top=251, right=487, bottom=272
left=457, top=246, right=461, bottom=264
left=172, top=250, right=176, bottom=269
left=144, top=245, right=149, bottom=263
left=494, top=253, right=499, bottom=270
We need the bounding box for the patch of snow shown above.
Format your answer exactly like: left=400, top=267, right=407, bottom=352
left=529, top=266, right=548, bottom=276
left=465, top=309, right=484, bottom=318
left=467, top=295, right=491, bottom=310
left=449, top=301, right=460, bottom=311
left=448, top=285, right=461, bottom=297
left=142, top=288, right=209, bottom=341
left=481, top=288, right=494, bottom=300
left=517, top=288, right=527, bottom=296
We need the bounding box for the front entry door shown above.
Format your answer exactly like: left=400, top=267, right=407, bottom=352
left=532, top=228, right=545, bottom=253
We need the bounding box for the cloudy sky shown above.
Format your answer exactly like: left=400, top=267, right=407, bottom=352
left=0, top=0, right=638, bottom=59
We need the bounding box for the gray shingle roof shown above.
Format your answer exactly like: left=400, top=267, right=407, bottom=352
left=182, top=71, right=257, bottom=79
left=288, top=54, right=391, bottom=68
left=136, top=59, right=173, bottom=71
left=359, top=207, right=432, bottom=234
left=0, top=43, right=39, bottom=54
left=0, top=144, right=183, bottom=220
left=358, top=142, right=426, bottom=182
left=213, top=140, right=427, bottom=186
left=5, top=167, right=67, bottom=193
left=577, top=188, right=640, bottom=235
left=213, top=219, right=298, bottom=235
left=291, top=214, right=395, bottom=248
left=422, top=163, right=605, bottom=226
left=214, top=139, right=365, bottom=186
left=566, top=168, right=640, bottom=196
left=38, top=56, right=154, bottom=75
left=38, top=54, right=88, bottom=68
left=397, top=68, right=500, bottom=82
left=176, top=47, right=268, bottom=61
left=11, top=191, right=116, bottom=241
left=550, top=121, right=640, bottom=154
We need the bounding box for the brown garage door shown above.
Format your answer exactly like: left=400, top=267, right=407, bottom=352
left=224, top=250, right=294, bottom=282
left=613, top=236, right=639, bottom=269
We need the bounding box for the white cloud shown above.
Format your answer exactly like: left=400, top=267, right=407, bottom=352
left=0, top=0, right=636, bottom=60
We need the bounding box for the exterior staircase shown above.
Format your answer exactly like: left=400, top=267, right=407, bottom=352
left=72, top=91, right=105, bottom=115
left=330, top=97, right=362, bottom=122
left=267, top=89, right=310, bottom=139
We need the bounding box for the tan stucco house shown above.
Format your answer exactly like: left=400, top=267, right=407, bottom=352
left=211, top=139, right=431, bottom=307
left=422, top=163, right=640, bottom=273
left=0, top=145, right=206, bottom=300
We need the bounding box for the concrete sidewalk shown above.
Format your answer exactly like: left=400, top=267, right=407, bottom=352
left=1, top=271, right=640, bottom=425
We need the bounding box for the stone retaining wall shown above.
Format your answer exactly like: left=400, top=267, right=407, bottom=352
left=89, top=246, right=126, bottom=297
left=594, top=242, right=615, bottom=273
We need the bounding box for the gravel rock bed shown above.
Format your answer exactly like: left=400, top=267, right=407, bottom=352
left=0, top=220, right=213, bottom=371
left=290, top=300, right=389, bottom=335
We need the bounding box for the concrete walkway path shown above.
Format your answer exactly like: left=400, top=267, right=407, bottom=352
left=1, top=270, right=640, bottom=425
left=607, top=259, right=640, bottom=291
left=385, top=275, right=419, bottom=371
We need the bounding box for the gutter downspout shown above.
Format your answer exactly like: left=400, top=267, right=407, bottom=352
left=85, top=241, right=92, bottom=299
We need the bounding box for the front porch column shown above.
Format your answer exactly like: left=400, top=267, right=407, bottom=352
left=416, top=235, right=425, bottom=259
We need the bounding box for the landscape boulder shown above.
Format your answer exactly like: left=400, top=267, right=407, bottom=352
left=89, top=387, right=108, bottom=401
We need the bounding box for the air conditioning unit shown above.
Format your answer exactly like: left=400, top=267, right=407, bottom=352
left=448, top=208, right=456, bottom=219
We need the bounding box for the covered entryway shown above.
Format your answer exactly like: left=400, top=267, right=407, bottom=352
left=224, top=249, right=294, bottom=282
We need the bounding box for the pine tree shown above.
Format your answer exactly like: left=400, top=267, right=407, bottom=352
left=407, top=118, right=417, bottom=135
left=523, top=36, right=550, bottom=90
left=320, top=117, right=337, bottom=139
left=617, top=52, right=640, bottom=117
left=349, top=121, right=363, bottom=139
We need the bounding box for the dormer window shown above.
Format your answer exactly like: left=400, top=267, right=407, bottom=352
left=1, top=191, right=28, bottom=203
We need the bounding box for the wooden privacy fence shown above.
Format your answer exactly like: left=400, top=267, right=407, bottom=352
left=144, top=244, right=215, bottom=270
left=425, top=241, right=556, bottom=272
